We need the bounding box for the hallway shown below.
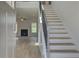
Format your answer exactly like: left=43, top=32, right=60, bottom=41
left=15, top=38, right=41, bottom=58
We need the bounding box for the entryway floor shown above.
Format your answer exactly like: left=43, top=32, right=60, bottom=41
left=15, top=37, right=41, bottom=58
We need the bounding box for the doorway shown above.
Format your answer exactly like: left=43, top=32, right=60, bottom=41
left=15, top=1, right=41, bottom=58
left=42, top=1, right=52, bottom=5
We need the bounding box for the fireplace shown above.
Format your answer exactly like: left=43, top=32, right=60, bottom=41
left=21, top=29, right=28, bottom=36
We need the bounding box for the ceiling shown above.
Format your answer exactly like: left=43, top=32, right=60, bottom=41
left=16, top=1, right=39, bottom=20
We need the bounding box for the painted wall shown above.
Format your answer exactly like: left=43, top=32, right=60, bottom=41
left=16, top=17, right=38, bottom=39
left=0, top=2, right=16, bottom=57
left=52, top=1, right=79, bottom=49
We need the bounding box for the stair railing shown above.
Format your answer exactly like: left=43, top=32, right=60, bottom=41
left=38, top=1, right=48, bottom=57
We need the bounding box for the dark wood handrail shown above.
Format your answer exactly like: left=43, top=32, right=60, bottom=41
left=39, top=1, right=48, bottom=49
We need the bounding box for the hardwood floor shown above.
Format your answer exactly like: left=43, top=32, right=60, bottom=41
left=15, top=38, right=41, bottom=58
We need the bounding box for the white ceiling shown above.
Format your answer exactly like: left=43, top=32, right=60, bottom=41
left=16, top=1, right=39, bottom=8
left=16, top=1, right=39, bottom=20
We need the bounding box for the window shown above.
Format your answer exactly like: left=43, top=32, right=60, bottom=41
left=31, top=22, right=37, bottom=33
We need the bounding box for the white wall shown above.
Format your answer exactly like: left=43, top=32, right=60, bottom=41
left=52, top=1, right=79, bottom=49
left=0, top=2, right=16, bottom=57
left=17, top=18, right=37, bottom=39
left=6, top=1, right=15, bottom=9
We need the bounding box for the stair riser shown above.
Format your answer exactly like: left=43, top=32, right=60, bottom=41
left=45, top=12, right=56, bottom=13
left=45, top=10, right=56, bottom=11
left=47, top=23, right=63, bottom=24
left=49, top=50, right=79, bottom=53
left=48, top=24, right=64, bottom=26
left=46, top=14, right=57, bottom=15
left=46, top=15, right=58, bottom=17
left=48, top=29, right=67, bottom=33
left=45, top=13, right=57, bottom=14
left=48, top=34, right=69, bottom=37
left=47, top=17, right=59, bottom=18
left=49, top=43, right=74, bottom=46
left=49, top=37, right=71, bottom=39
left=49, top=49, right=76, bottom=51
left=49, top=46, right=76, bottom=50
left=47, top=21, right=62, bottom=23
left=48, top=26, right=65, bottom=29
left=47, top=18, right=60, bottom=19
left=47, top=22, right=62, bottom=24
left=49, top=53, right=79, bottom=58
left=48, top=28, right=66, bottom=30
left=45, top=11, right=56, bottom=13
left=48, top=40, right=73, bottom=43
left=47, top=20, right=62, bottom=21
left=48, top=32, right=68, bottom=34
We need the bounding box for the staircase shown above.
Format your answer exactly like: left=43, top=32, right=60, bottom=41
left=43, top=5, right=79, bottom=58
